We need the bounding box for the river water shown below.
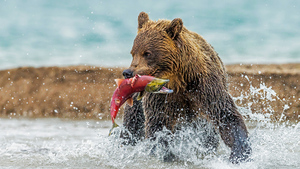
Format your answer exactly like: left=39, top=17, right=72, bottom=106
left=1, top=112, right=299, bottom=168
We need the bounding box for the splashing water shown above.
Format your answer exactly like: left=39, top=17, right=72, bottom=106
left=0, top=80, right=299, bottom=168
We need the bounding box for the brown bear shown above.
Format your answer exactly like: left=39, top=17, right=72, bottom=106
left=121, top=12, right=251, bottom=163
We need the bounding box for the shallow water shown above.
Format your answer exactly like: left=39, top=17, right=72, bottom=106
left=0, top=115, right=299, bottom=169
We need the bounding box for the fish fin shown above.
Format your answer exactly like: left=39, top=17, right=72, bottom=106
left=131, top=75, right=139, bottom=87
left=137, top=91, right=145, bottom=100
left=114, top=79, right=124, bottom=87
left=126, top=97, right=134, bottom=107
left=109, top=122, right=119, bottom=136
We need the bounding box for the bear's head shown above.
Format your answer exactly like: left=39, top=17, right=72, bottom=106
left=123, top=12, right=188, bottom=91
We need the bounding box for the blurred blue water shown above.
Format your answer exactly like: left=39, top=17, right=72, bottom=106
left=0, top=0, right=299, bottom=70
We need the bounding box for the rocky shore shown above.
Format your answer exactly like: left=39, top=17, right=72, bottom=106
left=0, top=64, right=299, bottom=122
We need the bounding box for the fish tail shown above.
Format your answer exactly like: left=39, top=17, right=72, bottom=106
left=108, top=121, right=119, bottom=136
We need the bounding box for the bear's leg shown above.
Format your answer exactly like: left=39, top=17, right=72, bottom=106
left=120, top=94, right=145, bottom=145
left=217, top=96, right=252, bottom=163
left=193, top=118, right=219, bottom=153
left=144, top=108, right=177, bottom=162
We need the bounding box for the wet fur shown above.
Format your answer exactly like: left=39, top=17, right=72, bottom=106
left=122, top=12, right=251, bottom=163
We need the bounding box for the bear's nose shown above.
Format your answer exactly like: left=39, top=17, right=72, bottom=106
left=122, top=69, right=133, bottom=79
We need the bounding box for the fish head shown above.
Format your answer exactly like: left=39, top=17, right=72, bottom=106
left=137, top=79, right=173, bottom=100
left=145, top=78, right=169, bottom=93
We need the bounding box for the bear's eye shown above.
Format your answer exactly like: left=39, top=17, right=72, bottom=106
left=143, top=51, right=151, bottom=58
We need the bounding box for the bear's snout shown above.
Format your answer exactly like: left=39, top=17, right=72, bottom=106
left=122, top=69, right=134, bottom=79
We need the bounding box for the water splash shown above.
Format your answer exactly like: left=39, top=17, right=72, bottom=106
left=234, top=74, right=294, bottom=124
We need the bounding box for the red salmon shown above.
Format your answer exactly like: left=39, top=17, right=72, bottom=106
left=109, top=74, right=172, bottom=135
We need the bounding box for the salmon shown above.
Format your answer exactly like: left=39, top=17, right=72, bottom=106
left=109, top=74, right=173, bottom=135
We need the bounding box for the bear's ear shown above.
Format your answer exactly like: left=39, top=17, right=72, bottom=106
left=138, top=12, right=149, bottom=30
left=166, top=18, right=183, bottom=40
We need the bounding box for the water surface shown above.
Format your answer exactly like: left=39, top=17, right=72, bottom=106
left=1, top=115, right=299, bottom=168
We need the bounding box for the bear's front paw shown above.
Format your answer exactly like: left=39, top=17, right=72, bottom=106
left=163, top=150, right=177, bottom=162
left=229, top=144, right=252, bottom=164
